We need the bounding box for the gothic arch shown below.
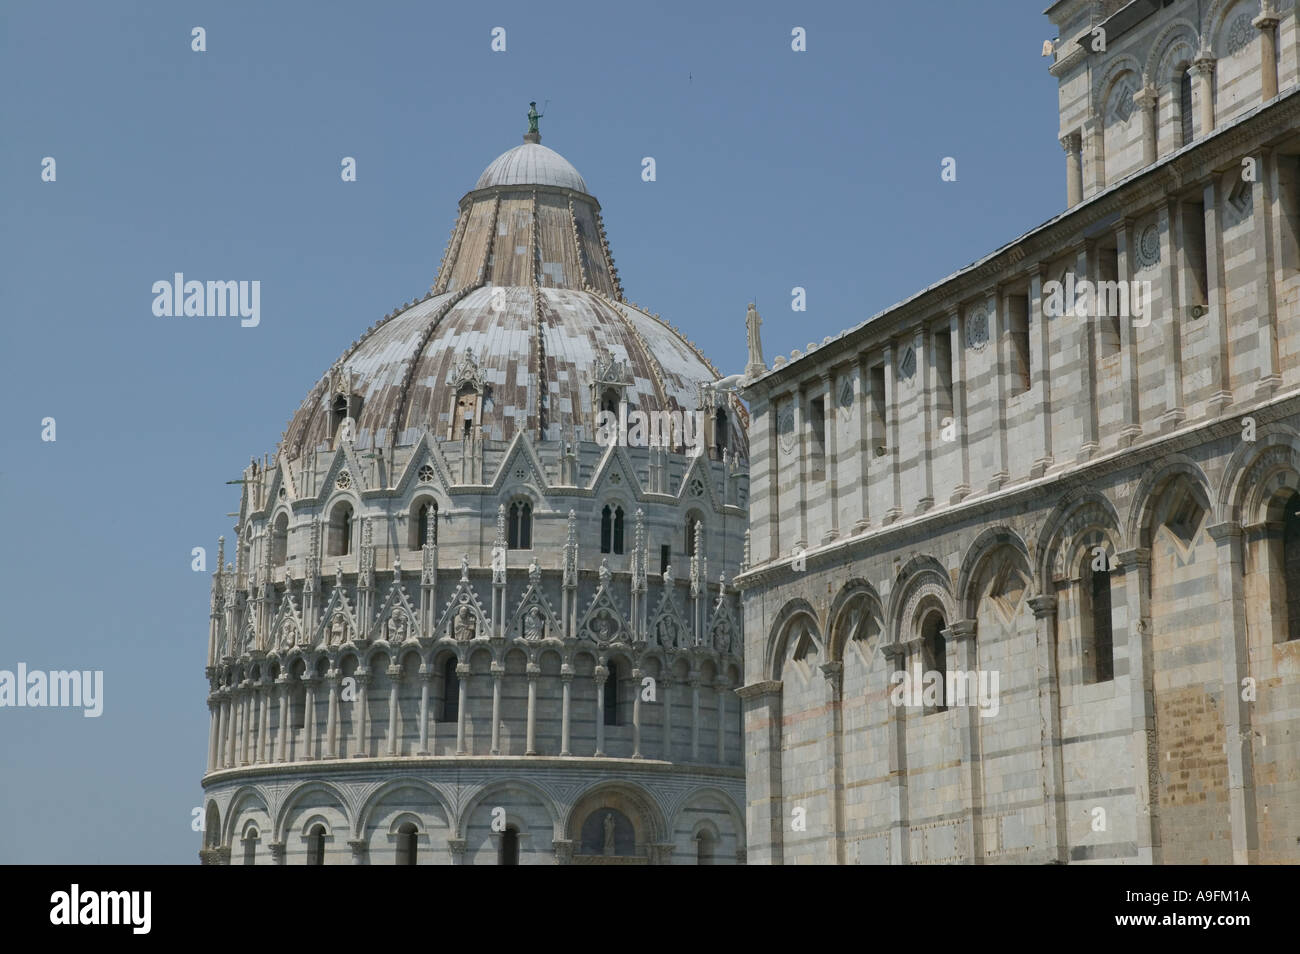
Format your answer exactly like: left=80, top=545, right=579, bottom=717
left=1125, top=455, right=1213, bottom=546
left=354, top=776, right=453, bottom=839
left=1037, top=489, right=1124, bottom=585
left=1145, top=18, right=1202, bottom=85
left=457, top=778, right=562, bottom=841
left=1218, top=426, right=1300, bottom=524
left=826, top=579, right=885, bottom=662
left=886, top=555, right=955, bottom=644
left=765, top=597, right=822, bottom=681
left=957, top=527, right=1035, bottom=621
left=274, top=779, right=351, bottom=844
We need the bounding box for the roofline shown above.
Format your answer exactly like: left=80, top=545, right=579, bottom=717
left=745, top=86, right=1300, bottom=395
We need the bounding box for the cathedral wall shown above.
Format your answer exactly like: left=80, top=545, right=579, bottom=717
left=739, top=65, right=1300, bottom=863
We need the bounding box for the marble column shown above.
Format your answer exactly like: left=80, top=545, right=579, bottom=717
left=1061, top=131, right=1083, bottom=208
left=490, top=665, right=503, bottom=755
left=303, top=678, right=318, bottom=761
left=1028, top=595, right=1067, bottom=863
left=353, top=672, right=370, bottom=758
left=947, top=620, right=983, bottom=863
left=1133, top=86, right=1157, bottom=166
left=737, top=680, right=784, bottom=864
left=1191, top=57, right=1216, bottom=137
left=417, top=665, right=430, bottom=755
left=455, top=664, right=469, bottom=755
left=326, top=671, right=340, bottom=759
left=560, top=670, right=573, bottom=756
left=1116, top=547, right=1160, bottom=864
left=1208, top=521, right=1259, bottom=864
left=525, top=664, right=539, bottom=755
left=387, top=665, right=401, bottom=756
left=819, top=661, right=845, bottom=865
left=1255, top=8, right=1280, bottom=101
left=631, top=667, right=644, bottom=759
left=594, top=667, right=607, bottom=757
left=277, top=678, right=289, bottom=763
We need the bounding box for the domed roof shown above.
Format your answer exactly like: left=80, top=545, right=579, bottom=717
left=475, top=142, right=588, bottom=193
left=280, top=286, right=746, bottom=457
left=278, top=124, right=747, bottom=462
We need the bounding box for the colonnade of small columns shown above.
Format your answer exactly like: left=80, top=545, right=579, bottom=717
left=206, top=643, right=741, bottom=774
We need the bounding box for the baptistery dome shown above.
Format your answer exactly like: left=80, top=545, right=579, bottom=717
left=200, top=120, right=750, bottom=867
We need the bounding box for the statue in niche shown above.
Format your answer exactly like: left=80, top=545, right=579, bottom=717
left=329, top=613, right=348, bottom=645
left=280, top=619, right=298, bottom=649
left=453, top=603, right=477, bottom=641
left=386, top=609, right=408, bottom=644
left=524, top=606, right=545, bottom=641
left=713, top=617, right=731, bottom=654
left=603, top=812, right=616, bottom=856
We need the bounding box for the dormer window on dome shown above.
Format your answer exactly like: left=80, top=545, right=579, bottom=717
left=448, top=348, right=487, bottom=441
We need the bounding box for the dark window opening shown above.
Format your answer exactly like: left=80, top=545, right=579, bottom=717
left=508, top=501, right=532, bottom=550
left=328, top=503, right=353, bottom=557
left=660, top=544, right=671, bottom=575
left=714, top=406, right=728, bottom=459
left=307, top=825, right=326, bottom=866
left=604, top=663, right=618, bottom=726
left=500, top=826, right=520, bottom=865
left=921, top=613, right=947, bottom=712
left=1179, top=69, right=1194, bottom=145
left=441, top=658, right=459, bottom=722
left=396, top=823, right=417, bottom=865
left=1284, top=491, right=1300, bottom=641
left=1084, top=559, right=1115, bottom=683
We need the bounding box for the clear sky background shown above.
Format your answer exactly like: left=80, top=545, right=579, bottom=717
left=0, top=1, right=1061, bottom=863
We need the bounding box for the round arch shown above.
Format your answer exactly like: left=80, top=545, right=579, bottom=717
left=765, top=597, right=822, bottom=681
left=957, top=527, right=1034, bottom=621
left=353, top=776, right=453, bottom=839
left=274, top=779, right=351, bottom=845
left=457, top=778, right=562, bottom=841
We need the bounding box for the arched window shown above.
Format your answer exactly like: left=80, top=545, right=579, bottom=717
left=453, top=386, right=479, bottom=439
left=920, top=612, right=947, bottom=712
left=1082, top=556, right=1115, bottom=683
left=696, top=830, right=715, bottom=865
left=396, top=823, right=418, bottom=865
left=328, top=502, right=353, bottom=556
left=441, top=658, right=459, bottom=722
left=685, top=517, right=701, bottom=557
left=270, top=512, right=289, bottom=566
left=1179, top=69, right=1194, bottom=145
left=411, top=500, right=437, bottom=550
left=714, top=406, right=728, bottom=458
left=331, top=395, right=349, bottom=440
left=600, top=505, right=625, bottom=555
left=243, top=827, right=259, bottom=866
left=1284, top=491, right=1300, bottom=641
left=508, top=500, right=532, bottom=550
left=604, top=662, right=619, bottom=726
left=307, top=824, right=326, bottom=866
left=500, top=826, right=520, bottom=865
left=600, top=387, right=620, bottom=415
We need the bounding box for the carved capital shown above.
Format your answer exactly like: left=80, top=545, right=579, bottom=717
left=1028, top=595, right=1058, bottom=620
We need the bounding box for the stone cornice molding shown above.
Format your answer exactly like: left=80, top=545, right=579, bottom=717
left=735, top=680, right=782, bottom=700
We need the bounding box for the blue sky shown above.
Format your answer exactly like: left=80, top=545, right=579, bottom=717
left=0, top=0, right=1060, bottom=863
